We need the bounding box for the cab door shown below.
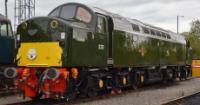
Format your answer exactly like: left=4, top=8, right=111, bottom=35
left=95, top=14, right=108, bottom=66
left=0, top=22, right=14, bottom=65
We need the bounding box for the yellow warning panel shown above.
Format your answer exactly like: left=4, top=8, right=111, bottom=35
left=192, top=60, right=200, bottom=77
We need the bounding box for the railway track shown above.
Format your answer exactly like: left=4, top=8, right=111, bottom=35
left=6, top=89, right=137, bottom=105
left=6, top=81, right=181, bottom=105
left=162, top=91, right=200, bottom=105
left=0, top=88, right=17, bottom=97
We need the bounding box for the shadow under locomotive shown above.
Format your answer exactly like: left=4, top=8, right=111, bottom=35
left=5, top=80, right=183, bottom=105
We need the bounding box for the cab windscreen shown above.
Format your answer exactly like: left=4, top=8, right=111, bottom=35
left=17, top=17, right=67, bottom=42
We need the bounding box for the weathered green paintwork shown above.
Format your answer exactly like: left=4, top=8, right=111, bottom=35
left=66, top=28, right=107, bottom=67
left=112, top=30, right=187, bottom=67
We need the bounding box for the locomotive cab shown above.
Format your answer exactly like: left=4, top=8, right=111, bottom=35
left=14, top=3, right=111, bottom=98
left=48, top=3, right=112, bottom=67
left=16, top=3, right=111, bottom=67
left=16, top=17, right=69, bottom=67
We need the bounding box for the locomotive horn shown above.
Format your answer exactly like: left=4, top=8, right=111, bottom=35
left=45, top=68, right=60, bottom=79
left=4, top=67, right=17, bottom=78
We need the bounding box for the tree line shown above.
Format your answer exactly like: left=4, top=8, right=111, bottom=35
left=182, top=19, right=200, bottom=59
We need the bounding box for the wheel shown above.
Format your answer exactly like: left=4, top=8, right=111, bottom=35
left=87, top=87, right=98, bottom=97
left=179, top=76, right=183, bottom=81
left=179, top=68, right=187, bottom=81
left=64, top=79, right=78, bottom=100
left=64, top=91, right=78, bottom=100
left=79, top=76, right=98, bottom=98
left=132, top=73, right=142, bottom=90
left=183, top=70, right=188, bottom=80
left=30, top=92, right=43, bottom=101
left=132, top=83, right=138, bottom=90
left=178, top=71, right=184, bottom=81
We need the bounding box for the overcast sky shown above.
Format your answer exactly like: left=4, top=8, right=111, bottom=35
left=0, top=0, right=200, bottom=33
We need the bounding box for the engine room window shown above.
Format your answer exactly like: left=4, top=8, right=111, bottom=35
left=166, top=34, right=171, bottom=39
left=150, top=29, right=156, bottom=35
left=142, top=27, right=150, bottom=34
left=161, top=32, right=166, bottom=38
left=76, top=7, right=92, bottom=23
left=132, top=24, right=140, bottom=32
left=60, top=5, right=76, bottom=20
left=156, top=31, right=161, bottom=37
left=97, top=16, right=106, bottom=34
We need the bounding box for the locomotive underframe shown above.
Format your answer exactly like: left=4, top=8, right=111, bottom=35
left=12, top=64, right=191, bottom=99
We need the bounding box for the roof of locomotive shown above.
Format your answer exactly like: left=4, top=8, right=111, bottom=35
left=0, top=13, right=10, bottom=22
left=90, top=6, right=186, bottom=44
left=49, top=2, right=186, bottom=44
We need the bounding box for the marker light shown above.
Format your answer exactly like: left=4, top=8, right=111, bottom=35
left=61, top=32, right=66, bottom=39
left=17, top=34, right=20, bottom=41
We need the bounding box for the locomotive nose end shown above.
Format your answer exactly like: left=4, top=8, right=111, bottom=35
left=4, top=67, right=17, bottom=79
left=45, top=68, right=60, bottom=79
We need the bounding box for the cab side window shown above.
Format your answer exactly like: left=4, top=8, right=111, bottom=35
left=97, top=15, right=106, bottom=34
left=0, top=23, right=7, bottom=36
left=8, top=24, right=13, bottom=37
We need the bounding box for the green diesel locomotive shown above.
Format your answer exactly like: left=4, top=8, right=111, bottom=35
left=5, top=3, right=192, bottom=99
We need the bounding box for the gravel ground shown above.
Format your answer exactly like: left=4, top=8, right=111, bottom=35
left=1, top=78, right=200, bottom=105
left=72, top=78, right=200, bottom=105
